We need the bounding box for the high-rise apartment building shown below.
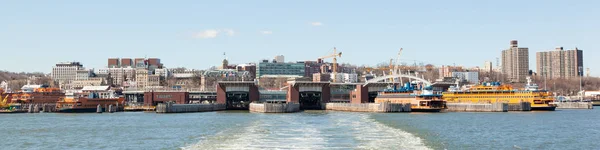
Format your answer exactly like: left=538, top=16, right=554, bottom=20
left=502, top=40, right=529, bottom=83
left=536, top=47, right=583, bottom=79
left=483, top=61, right=493, bottom=72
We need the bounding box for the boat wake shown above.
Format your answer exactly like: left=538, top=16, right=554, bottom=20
left=182, top=113, right=429, bottom=150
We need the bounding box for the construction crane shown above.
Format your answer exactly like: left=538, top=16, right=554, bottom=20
left=319, top=47, right=342, bottom=82
left=393, top=48, right=403, bottom=83
left=0, top=94, right=9, bottom=109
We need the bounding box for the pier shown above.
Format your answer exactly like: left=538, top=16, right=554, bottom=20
left=446, top=103, right=508, bottom=112
left=249, top=102, right=300, bottom=113
left=325, top=102, right=411, bottom=112
left=156, top=103, right=226, bottom=113
left=555, top=102, right=594, bottom=109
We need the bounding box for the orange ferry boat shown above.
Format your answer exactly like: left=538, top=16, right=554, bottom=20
left=56, top=86, right=124, bottom=113
left=10, top=84, right=64, bottom=104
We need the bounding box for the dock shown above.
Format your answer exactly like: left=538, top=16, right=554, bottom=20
left=249, top=102, right=300, bottom=113
left=156, top=103, right=226, bottom=113
left=446, top=103, right=508, bottom=112
left=324, top=102, right=411, bottom=112
left=555, top=102, right=594, bottom=109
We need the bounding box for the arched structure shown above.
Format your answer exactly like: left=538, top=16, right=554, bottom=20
left=365, top=74, right=432, bottom=86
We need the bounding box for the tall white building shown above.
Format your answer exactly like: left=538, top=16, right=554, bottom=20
left=274, top=55, right=285, bottom=63
left=483, top=61, right=493, bottom=72
left=52, top=62, right=84, bottom=83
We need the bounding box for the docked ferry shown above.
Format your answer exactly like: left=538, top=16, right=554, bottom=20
left=442, top=77, right=557, bottom=111
left=56, top=86, right=124, bottom=113
left=374, top=82, right=447, bottom=112
left=10, top=84, right=64, bottom=104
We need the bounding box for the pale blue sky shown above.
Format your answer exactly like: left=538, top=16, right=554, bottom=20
left=1, top=0, right=598, bottom=76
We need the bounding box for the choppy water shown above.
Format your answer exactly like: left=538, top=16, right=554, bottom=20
left=1, top=107, right=599, bottom=150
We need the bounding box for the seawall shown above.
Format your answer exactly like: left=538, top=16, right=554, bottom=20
left=446, top=103, right=508, bottom=112
left=324, top=102, right=411, bottom=112
left=507, top=102, right=532, bottom=111
left=555, top=102, right=593, bottom=109
left=249, top=102, right=300, bottom=113
left=156, top=103, right=226, bottom=113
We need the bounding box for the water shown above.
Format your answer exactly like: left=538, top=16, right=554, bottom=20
left=1, top=107, right=599, bottom=150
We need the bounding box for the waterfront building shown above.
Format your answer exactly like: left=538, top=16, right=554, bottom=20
left=536, top=47, right=584, bottom=79
left=502, top=40, right=529, bottom=83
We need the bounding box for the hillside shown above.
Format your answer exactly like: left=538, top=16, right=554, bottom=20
left=0, top=70, right=52, bottom=91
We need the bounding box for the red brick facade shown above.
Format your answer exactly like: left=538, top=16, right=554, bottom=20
left=144, top=92, right=189, bottom=105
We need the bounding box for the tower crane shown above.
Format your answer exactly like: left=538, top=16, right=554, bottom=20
left=319, top=47, right=342, bottom=82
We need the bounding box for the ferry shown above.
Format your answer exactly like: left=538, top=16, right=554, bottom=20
left=374, top=82, right=446, bottom=112
left=442, top=77, right=557, bottom=111
left=56, top=86, right=124, bottom=113
left=10, top=84, right=64, bottom=104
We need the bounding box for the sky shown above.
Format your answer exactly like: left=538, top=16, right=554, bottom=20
left=1, top=0, right=598, bottom=76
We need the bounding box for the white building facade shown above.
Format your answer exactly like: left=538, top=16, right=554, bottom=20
left=52, top=62, right=84, bottom=83
left=452, top=72, right=479, bottom=84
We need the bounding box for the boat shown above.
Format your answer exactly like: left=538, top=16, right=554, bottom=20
left=442, top=77, right=557, bottom=111
left=56, top=86, right=124, bottom=113
left=10, top=84, right=64, bottom=105
left=374, top=82, right=446, bottom=112
left=593, top=100, right=600, bottom=106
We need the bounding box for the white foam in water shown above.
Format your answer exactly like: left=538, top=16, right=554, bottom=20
left=342, top=113, right=430, bottom=150
left=183, top=113, right=430, bottom=150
